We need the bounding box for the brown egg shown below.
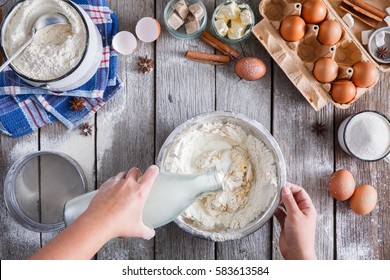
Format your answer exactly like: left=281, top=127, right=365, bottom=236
left=352, top=61, right=379, bottom=88
left=350, top=184, right=377, bottom=215
left=313, top=57, right=339, bottom=83
left=235, top=57, right=267, bottom=81
left=280, top=15, right=306, bottom=42
left=329, top=169, right=355, bottom=201
left=302, top=0, right=328, bottom=24
left=318, top=20, right=342, bottom=45
left=331, top=80, right=356, bottom=104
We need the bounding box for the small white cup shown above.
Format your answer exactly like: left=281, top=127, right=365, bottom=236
left=338, top=110, right=390, bottom=163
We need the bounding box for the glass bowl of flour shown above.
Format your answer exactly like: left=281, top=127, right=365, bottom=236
left=156, top=111, right=286, bottom=241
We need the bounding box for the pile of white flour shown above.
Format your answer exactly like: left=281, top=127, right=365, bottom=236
left=3, top=0, right=87, bottom=80
left=162, top=121, right=278, bottom=232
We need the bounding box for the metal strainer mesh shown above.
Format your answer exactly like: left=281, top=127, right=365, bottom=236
left=4, top=152, right=86, bottom=232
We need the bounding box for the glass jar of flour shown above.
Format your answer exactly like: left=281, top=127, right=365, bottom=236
left=338, top=110, right=390, bottom=162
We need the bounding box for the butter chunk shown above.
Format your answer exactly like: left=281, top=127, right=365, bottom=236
left=231, top=17, right=244, bottom=28
left=228, top=26, right=245, bottom=39
left=230, top=17, right=241, bottom=27
left=240, top=9, right=252, bottom=26
left=189, top=3, right=205, bottom=21
left=215, top=7, right=229, bottom=23
left=173, top=0, right=189, bottom=20
left=215, top=19, right=228, bottom=37
left=168, top=12, right=184, bottom=30
left=185, top=19, right=200, bottom=34
left=220, top=2, right=240, bottom=20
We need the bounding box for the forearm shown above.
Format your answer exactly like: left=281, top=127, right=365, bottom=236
left=30, top=213, right=113, bottom=260
left=29, top=166, right=158, bottom=260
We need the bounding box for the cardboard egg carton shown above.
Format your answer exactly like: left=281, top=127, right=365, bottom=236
left=252, top=0, right=390, bottom=111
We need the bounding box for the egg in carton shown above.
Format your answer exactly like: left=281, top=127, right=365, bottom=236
left=252, top=0, right=382, bottom=111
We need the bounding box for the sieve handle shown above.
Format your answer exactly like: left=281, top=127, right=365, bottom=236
left=385, top=154, right=390, bottom=164
left=0, top=37, right=33, bottom=73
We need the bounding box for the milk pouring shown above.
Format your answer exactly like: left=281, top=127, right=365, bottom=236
left=64, top=169, right=223, bottom=229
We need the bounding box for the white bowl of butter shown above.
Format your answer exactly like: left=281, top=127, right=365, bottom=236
left=156, top=111, right=286, bottom=241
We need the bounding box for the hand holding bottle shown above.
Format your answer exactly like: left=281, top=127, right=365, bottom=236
left=274, top=182, right=317, bottom=260
left=85, top=165, right=159, bottom=240
left=30, top=166, right=160, bottom=260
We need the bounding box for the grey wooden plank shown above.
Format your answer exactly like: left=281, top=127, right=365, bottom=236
left=335, top=74, right=390, bottom=260
left=272, top=63, right=334, bottom=260
left=215, top=0, right=273, bottom=260
left=39, top=121, right=96, bottom=247
left=154, top=0, right=216, bottom=260
left=0, top=0, right=41, bottom=260
left=0, top=133, right=40, bottom=259
left=96, top=0, right=156, bottom=260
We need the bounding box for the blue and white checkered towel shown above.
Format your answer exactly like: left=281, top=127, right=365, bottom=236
left=0, top=0, right=123, bottom=138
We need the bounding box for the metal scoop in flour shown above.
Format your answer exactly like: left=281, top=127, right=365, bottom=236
left=0, top=13, right=69, bottom=73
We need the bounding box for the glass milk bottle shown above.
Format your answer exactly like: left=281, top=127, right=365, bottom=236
left=64, top=168, right=222, bottom=229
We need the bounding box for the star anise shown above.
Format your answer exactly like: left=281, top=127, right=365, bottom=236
left=137, top=55, right=154, bottom=74
left=79, top=123, right=93, bottom=136
left=312, top=121, right=327, bottom=136
left=376, top=46, right=388, bottom=60
left=70, top=97, right=85, bottom=111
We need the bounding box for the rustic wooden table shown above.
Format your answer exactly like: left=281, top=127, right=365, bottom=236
left=0, top=0, right=389, bottom=260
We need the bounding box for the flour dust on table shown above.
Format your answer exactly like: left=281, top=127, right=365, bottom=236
left=10, top=129, right=95, bottom=188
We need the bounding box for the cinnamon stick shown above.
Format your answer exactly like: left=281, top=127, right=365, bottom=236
left=340, top=1, right=380, bottom=28
left=199, top=30, right=240, bottom=59
left=342, top=0, right=381, bottom=22
left=185, top=50, right=230, bottom=65
left=348, top=0, right=386, bottom=20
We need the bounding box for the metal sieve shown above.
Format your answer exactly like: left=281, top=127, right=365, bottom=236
left=4, top=151, right=87, bottom=232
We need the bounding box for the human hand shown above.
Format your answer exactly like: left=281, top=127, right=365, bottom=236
left=274, top=182, right=317, bottom=260
left=82, top=165, right=159, bottom=240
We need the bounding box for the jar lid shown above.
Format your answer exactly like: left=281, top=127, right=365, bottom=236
left=4, top=151, right=87, bottom=232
